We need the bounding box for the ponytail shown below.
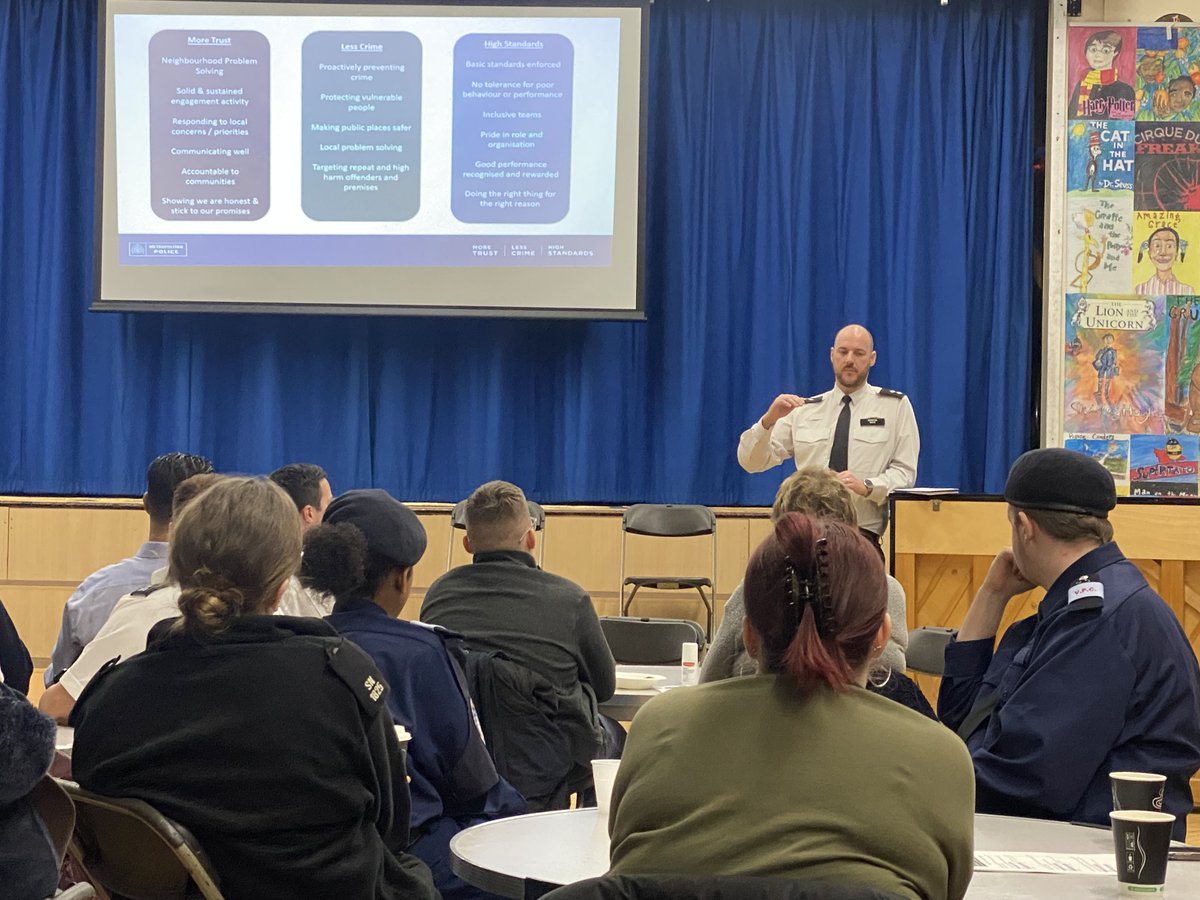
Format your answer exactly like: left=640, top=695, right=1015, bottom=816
left=743, top=513, right=886, bottom=692
left=175, top=585, right=246, bottom=637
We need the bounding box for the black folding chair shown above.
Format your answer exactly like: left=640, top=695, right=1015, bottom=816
left=619, top=504, right=716, bottom=639
left=600, top=617, right=706, bottom=664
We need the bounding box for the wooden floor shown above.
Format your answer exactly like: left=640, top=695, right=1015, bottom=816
left=26, top=671, right=1200, bottom=845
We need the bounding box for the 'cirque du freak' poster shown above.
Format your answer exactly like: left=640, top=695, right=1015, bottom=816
left=1060, top=24, right=1200, bottom=500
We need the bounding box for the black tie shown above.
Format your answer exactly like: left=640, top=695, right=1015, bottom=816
left=828, top=395, right=852, bottom=472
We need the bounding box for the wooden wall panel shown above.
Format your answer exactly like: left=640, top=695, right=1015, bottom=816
left=5, top=585, right=76, bottom=663
left=8, top=507, right=149, bottom=582
left=1184, top=563, right=1200, bottom=646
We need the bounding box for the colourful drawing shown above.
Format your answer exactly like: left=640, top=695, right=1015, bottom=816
left=1133, top=122, right=1200, bottom=210
left=1165, top=297, right=1200, bottom=430
left=1129, top=433, right=1199, bottom=495
left=1064, top=295, right=1166, bottom=434
left=1065, top=436, right=1131, bottom=493
left=1069, top=27, right=1137, bottom=120
left=1067, top=195, right=1133, bottom=293
left=1135, top=27, right=1200, bottom=121
left=1132, top=211, right=1200, bottom=292
left=1057, top=27, right=1200, bottom=474
left=1068, top=120, right=1134, bottom=193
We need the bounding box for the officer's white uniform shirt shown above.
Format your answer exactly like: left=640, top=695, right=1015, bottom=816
left=737, top=381, right=920, bottom=536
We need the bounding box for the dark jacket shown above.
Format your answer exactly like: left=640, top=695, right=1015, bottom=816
left=460, top=647, right=576, bottom=811
left=0, top=598, right=34, bottom=695
left=71, top=615, right=438, bottom=900
left=940, top=542, right=1200, bottom=839
left=422, top=550, right=615, bottom=765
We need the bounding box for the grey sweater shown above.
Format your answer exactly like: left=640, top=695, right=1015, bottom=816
left=700, top=575, right=908, bottom=682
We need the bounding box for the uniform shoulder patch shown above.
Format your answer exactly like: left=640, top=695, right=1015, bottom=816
left=130, top=582, right=167, bottom=597
left=877, top=387, right=906, bottom=399
left=324, top=638, right=389, bottom=717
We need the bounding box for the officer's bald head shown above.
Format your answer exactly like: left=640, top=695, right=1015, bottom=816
left=833, top=324, right=874, bottom=352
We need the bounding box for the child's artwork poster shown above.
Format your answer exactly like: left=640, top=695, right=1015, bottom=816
left=1067, top=121, right=1134, bottom=194
left=1066, top=196, right=1133, bottom=293
left=1065, top=436, right=1131, bottom=494
left=1133, top=123, right=1200, bottom=210
left=1068, top=27, right=1137, bottom=120
left=1064, top=295, right=1165, bottom=435
left=1058, top=25, right=1200, bottom=478
left=1129, top=433, right=1199, bottom=496
left=1165, top=297, right=1200, bottom=429
left=1132, top=211, right=1199, bottom=293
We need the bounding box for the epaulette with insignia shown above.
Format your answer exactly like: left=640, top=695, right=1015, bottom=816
left=877, top=387, right=905, bottom=399
left=805, top=395, right=825, bottom=404
left=325, top=639, right=389, bottom=716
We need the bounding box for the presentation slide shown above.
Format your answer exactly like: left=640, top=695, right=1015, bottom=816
left=96, top=1, right=646, bottom=317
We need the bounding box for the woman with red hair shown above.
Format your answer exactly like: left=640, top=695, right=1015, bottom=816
left=608, top=513, right=974, bottom=900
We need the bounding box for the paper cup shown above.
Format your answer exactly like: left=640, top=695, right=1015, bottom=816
left=1111, top=771, right=1167, bottom=812
left=1110, top=810, right=1175, bottom=893
left=591, top=759, right=620, bottom=817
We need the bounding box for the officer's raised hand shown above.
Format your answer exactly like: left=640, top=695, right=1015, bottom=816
left=761, top=394, right=805, bottom=429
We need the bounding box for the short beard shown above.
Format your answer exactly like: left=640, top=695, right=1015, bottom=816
left=837, top=369, right=867, bottom=390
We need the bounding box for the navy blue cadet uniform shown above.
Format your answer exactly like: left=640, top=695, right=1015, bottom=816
left=330, top=601, right=526, bottom=900
left=939, top=542, right=1200, bottom=839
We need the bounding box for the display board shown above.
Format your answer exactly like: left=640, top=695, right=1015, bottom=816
left=1058, top=22, right=1200, bottom=496
left=94, top=0, right=647, bottom=317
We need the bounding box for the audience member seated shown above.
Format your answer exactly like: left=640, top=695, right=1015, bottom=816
left=303, top=488, right=526, bottom=900
left=421, top=481, right=620, bottom=806
left=38, top=473, right=223, bottom=724
left=0, top=681, right=60, bottom=900
left=939, top=448, right=1200, bottom=838
left=270, top=462, right=336, bottom=617
left=700, top=468, right=931, bottom=718
left=45, top=451, right=212, bottom=686
left=0, top=597, right=34, bottom=695
left=609, top=513, right=974, bottom=900
left=70, top=477, right=438, bottom=899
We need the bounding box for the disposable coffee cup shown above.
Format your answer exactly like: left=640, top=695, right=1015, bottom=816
left=591, top=759, right=621, bottom=818
left=1111, top=771, right=1167, bottom=812
left=1110, top=810, right=1175, bottom=893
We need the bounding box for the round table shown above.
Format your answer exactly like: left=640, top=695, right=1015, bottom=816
left=598, top=666, right=683, bottom=720
left=450, top=809, right=1200, bottom=899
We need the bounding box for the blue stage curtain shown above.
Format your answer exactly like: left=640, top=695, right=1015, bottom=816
left=0, top=0, right=1039, bottom=504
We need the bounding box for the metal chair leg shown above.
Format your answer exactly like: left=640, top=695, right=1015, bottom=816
left=696, top=586, right=713, bottom=642
left=621, top=584, right=640, bottom=617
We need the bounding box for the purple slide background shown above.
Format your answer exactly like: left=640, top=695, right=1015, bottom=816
left=119, top=234, right=610, bottom=267
left=301, top=31, right=422, bottom=221
left=148, top=30, right=270, bottom=221
left=452, top=33, right=573, bottom=224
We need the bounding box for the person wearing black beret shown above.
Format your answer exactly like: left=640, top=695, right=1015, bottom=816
left=938, top=448, right=1200, bottom=839
left=303, top=489, right=527, bottom=900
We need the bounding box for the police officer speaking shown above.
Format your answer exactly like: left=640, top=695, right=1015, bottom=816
left=737, top=324, right=920, bottom=546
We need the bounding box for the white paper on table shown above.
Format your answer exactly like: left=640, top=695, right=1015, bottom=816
left=973, top=852, right=1116, bottom=875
